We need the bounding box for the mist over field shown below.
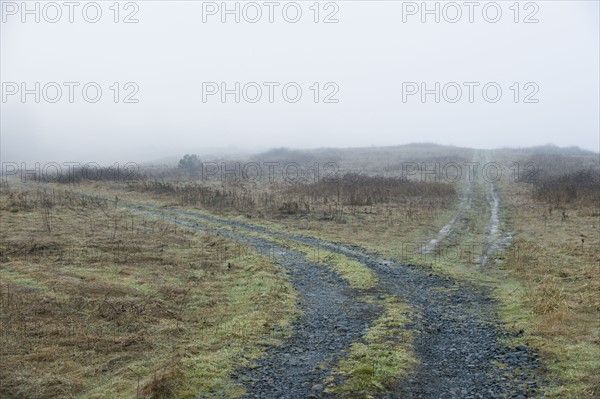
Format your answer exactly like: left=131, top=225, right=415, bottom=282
left=1, top=1, right=599, bottom=164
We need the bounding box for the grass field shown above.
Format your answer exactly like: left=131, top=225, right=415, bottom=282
left=496, top=164, right=599, bottom=398
left=0, top=185, right=298, bottom=398
left=1, top=144, right=598, bottom=398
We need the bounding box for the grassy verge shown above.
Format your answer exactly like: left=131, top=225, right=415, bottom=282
left=495, top=182, right=599, bottom=398
left=0, top=185, right=298, bottom=398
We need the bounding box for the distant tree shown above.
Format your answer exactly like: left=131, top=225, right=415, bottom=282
left=178, top=154, right=202, bottom=171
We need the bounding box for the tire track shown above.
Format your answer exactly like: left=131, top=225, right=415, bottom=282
left=131, top=208, right=380, bottom=399
left=129, top=201, right=542, bottom=398
left=421, top=176, right=474, bottom=255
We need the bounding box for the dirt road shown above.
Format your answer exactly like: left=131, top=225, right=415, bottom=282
left=129, top=200, right=541, bottom=398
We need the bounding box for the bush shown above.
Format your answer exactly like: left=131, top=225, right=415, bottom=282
left=286, top=173, right=455, bottom=206
left=533, top=169, right=599, bottom=206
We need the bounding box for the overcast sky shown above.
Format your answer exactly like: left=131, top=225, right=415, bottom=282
left=1, top=0, right=599, bottom=163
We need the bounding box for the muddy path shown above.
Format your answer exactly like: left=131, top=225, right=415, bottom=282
left=420, top=175, right=474, bottom=255
left=129, top=201, right=542, bottom=398
left=420, top=151, right=512, bottom=267
left=480, top=181, right=502, bottom=267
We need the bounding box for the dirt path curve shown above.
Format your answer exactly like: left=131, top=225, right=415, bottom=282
left=129, top=202, right=542, bottom=398
left=15, top=182, right=380, bottom=398
left=20, top=182, right=542, bottom=397
left=132, top=209, right=380, bottom=399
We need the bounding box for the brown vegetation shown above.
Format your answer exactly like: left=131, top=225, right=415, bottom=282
left=494, top=151, right=599, bottom=398
left=0, top=184, right=296, bottom=398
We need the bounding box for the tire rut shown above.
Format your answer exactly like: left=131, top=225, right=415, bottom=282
left=130, top=202, right=542, bottom=399
left=132, top=209, right=380, bottom=399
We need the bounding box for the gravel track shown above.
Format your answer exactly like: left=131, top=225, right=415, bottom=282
left=130, top=202, right=542, bottom=399
left=132, top=209, right=380, bottom=399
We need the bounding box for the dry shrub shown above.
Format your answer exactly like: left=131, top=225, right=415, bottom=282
left=37, top=165, right=143, bottom=183
left=140, top=361, right=184, bottom=399
left=528, top=277, right=564, bottom=315
left=136, top=180, right=256, bottom=212
left=286, top=172, right=455, bottom=206
left=533, top=169, right=599, bottom=206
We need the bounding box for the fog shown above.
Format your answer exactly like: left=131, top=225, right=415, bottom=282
left=1, top=1, right=599, bottom=164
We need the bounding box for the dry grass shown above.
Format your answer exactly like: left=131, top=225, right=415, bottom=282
left=139, top=359, right=185, bottom=399
left=497, top=181, right=600, bottom=398
left=0, top=184, right=298, bottom=399
left=30, top=176, right=459, bottom=272
left=7, top=144, right=596, bottom=398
